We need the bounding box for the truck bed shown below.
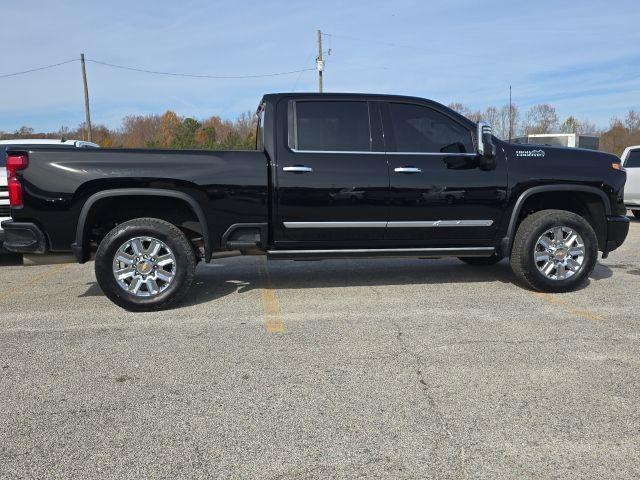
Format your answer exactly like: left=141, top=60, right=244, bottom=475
left=10, top=147, right=269, bottom=253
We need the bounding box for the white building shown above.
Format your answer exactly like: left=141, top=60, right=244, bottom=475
left=510, top=133, right=599, bottom=150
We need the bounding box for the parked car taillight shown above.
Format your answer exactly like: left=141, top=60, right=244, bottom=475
left=6, top=153, right=28, bottom=207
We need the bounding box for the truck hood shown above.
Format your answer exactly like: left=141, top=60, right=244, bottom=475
left=501, top=142, right=621, bottom=169
left=499, top=141, right=625, bottom=200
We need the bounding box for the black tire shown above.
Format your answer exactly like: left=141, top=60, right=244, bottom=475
left=510, top=209, right=598, bottom=293
left=632, top=210, right=640, bottom=219
left=95, top=218, right=196, bottom=311
left=458, top=255, right=503, bottom=266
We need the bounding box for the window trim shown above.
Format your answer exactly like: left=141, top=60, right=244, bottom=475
left=287, top=99, right=375, bottom=154
left=382, top=101, right=477, bottom=155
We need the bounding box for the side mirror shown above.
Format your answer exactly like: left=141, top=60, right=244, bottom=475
left=476, top=122, right=497, bottom=170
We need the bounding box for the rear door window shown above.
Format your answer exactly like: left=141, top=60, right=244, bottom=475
left=290, top=101, right=371, bottom=152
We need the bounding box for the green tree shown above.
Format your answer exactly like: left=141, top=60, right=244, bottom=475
left=171, top=118, right=201, bottom=149
left=196, top=124, right=218, bottom=149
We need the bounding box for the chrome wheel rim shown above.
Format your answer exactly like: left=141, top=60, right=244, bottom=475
left=112, top=237, right=176, bottom=297
left=534, top=226, right=585, bottom=281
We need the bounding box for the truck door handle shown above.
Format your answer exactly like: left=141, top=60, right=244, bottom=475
left=283, top=165, right=313, bottom=173
left=394, top=166, right=422, bottom=174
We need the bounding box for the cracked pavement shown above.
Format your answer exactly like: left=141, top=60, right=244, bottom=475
left=1, top=220, right=640, bottom=478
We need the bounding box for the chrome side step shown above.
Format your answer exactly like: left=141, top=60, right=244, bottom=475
left=266, top=247, right=495, bottom=260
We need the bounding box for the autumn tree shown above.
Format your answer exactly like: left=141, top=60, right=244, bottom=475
left=154, top=110, right=182, bottom=148
left=120, top=114, right=162, bottom=148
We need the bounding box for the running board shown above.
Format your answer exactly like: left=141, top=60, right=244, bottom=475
left=266, top=247, right=495, bottom=260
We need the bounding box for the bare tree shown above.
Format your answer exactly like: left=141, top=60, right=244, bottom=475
left=482, top=106, right=500, bottom=131
left=578, top=119, right=597, bottom=134
left=624, top=110, right=640, bottom=132
left=559, top=116, right=581, bottom=134
left=447, top=103, right=482, bottom=123
left=523, top=104, right=559, bottom=134
left=506, top=103, right=520, bottom=139
left=447, top=102, right=470, bottom=117
left=487, top=104, right=521, bottom=140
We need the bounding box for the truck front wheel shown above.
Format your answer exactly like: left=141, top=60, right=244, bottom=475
left=95, top=218, right=196, bottom=311
left=510, top=209, right=598, bottom=293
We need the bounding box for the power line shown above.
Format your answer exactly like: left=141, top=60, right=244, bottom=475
left=0, top=59, right=78, bottom=78
left=292, top=47, right=318, bottom=92
left=86, top=59, right=315, bottom=79
left=0, top=57, right=315, bottom=80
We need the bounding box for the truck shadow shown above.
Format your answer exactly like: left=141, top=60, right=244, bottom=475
left=79, top=258, right=614, bottom=307
left=0, top=254, right=23, bottom=266
left=180, top=258, right=614, bottom=308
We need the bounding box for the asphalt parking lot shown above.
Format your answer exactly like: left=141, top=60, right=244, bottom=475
left=1, top=220, right=639, bottom=479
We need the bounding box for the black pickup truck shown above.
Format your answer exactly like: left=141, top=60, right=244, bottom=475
left=2, top=93, right=630, bottom=311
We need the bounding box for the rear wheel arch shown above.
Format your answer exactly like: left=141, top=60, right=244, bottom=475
left=74, top=189, right=211, bottom=263
left=503, top=185, right=610, bottom=255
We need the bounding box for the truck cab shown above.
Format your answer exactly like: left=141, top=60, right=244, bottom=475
left=264, top=94, right=502, bottom=255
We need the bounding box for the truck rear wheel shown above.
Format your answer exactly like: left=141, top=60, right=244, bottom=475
left=510, top=209, right=597, bottom=293
left=95, top=218, right=196, bottom=311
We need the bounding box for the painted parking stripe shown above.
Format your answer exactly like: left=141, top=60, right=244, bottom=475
left=0, top=263, right=71, bottom=301
left=533, top=292, right=603, bottom=321
left=258, top=258, right=284, bottom=333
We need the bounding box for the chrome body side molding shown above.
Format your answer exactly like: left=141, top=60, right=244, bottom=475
left=283, top=221, right=387, bottom=228
left=283, top=220, right=493, bottom=229
left=387, top=220, right=493, bottom=228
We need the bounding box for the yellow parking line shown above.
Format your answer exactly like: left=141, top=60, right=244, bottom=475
left=0, top=263, right=72, bottom=301
left=258, top=258, right=285, bottom=333
left=533, top=292, right=603, bottom=321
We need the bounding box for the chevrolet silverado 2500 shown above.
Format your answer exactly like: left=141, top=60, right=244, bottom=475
left=1, top=93, right=629, bottom=311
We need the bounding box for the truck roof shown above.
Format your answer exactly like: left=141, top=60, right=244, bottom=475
left=264, top=92, right=451, bottom=104
left=261, top=92, right=476, bottom=127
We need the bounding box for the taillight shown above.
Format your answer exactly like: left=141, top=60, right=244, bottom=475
left=6, top=153, right=28, bottom=207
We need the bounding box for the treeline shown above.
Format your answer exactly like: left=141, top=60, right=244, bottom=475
left=448, top=102, right=640, bottom=156
left=2, top=103, right=640, bottom=157
left=1, top=110, right=258, bottom=151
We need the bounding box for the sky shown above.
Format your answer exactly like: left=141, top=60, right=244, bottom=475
left=1, top=0, right=639, bottom=133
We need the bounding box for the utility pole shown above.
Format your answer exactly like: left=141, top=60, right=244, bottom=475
left=316, top=29, right=324, bottom=93
left=508, top=85, right=512, bottom=142
left=80, top=53, right=92, bottom=142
